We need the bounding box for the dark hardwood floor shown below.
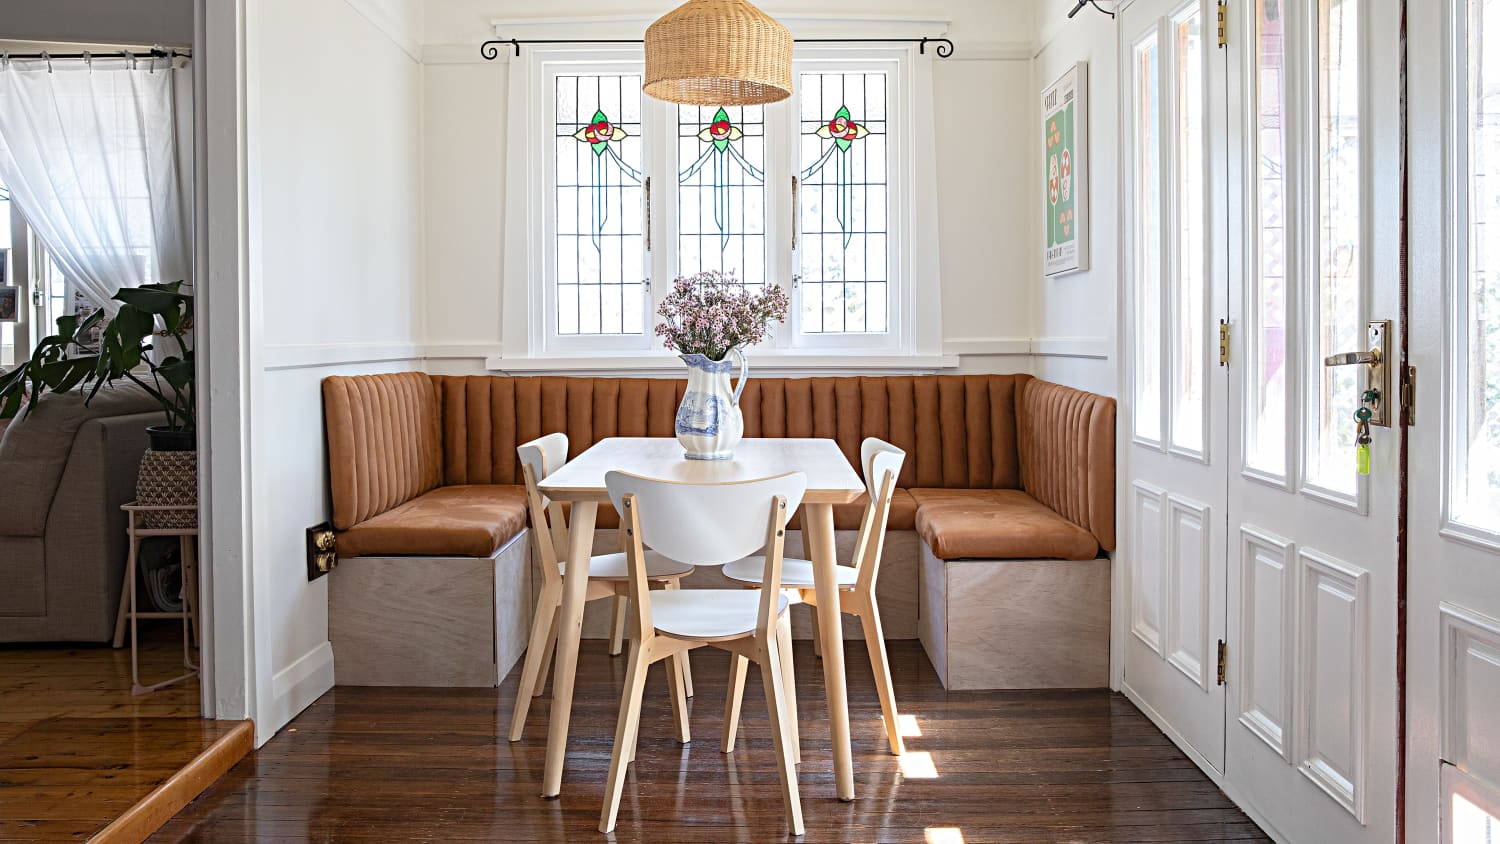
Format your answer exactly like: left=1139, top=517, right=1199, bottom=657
left=155, top=641, right=1268, bottom=843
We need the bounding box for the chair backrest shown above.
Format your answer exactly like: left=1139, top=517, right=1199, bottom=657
left=608, top=471, right=806, bottom=638
left=854, top=437, right=906, bottom=591
left=518, top=433, right=570, bottom=573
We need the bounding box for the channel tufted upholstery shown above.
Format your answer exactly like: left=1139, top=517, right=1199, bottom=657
left=322, top=372, right=1115, bottom=560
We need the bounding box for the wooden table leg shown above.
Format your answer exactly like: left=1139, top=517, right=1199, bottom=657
left=805, top=502, right=855, bottom=801
left=541, top=500, right=597, bottom=798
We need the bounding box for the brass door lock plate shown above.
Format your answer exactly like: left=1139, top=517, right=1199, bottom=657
left=1324, top=320, right=1393, bottom=427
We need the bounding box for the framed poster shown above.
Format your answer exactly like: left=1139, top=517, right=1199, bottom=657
left=1042, top=62, right=1088, bottom=277
left=0, top=287, right=17, bottom=323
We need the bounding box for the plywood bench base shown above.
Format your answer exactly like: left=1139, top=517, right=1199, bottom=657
left=329, top=529, right=530, bottom=687
left=918, top=542, right=1111, bottom=690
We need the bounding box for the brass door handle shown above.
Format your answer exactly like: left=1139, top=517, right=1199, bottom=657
left=1324, top=349, right=1381, bottom=367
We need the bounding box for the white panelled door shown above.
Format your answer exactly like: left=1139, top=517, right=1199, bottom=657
left=1408, top=0, right=1500, bottom=841
left=1121, top=0, right=1403, bottom=839
left=1222, top=0, right=1401, bottom=839
left=1119, top=0, right=1231, bottom=773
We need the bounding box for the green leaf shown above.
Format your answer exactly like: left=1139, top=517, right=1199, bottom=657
left=113, top=286, right=187, bottom=315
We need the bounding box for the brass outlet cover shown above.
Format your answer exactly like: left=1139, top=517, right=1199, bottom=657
left=306, top=522, right=337, bottom=581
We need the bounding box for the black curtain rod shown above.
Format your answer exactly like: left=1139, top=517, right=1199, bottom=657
left=0, top=48, right=190, bottom=62
left=480, top=36, right=954, bottom=60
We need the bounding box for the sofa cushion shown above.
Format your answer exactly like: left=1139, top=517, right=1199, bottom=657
left=337, top=485, right=529, bottom=558
left=910, top=488, right=1099, bottom=561
left=1016, top=379, right=1117, bottom=551
left=787, top=489, right=918, bottom=531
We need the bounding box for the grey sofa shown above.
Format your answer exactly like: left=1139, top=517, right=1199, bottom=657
left=0, top=383, right=164, bottom=642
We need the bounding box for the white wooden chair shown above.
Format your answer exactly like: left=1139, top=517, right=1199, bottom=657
left=508, top=433, right=696, bottom=742
left=723, top=437, right=908, bottom=755
left=600, top=471, right=807, bottom=836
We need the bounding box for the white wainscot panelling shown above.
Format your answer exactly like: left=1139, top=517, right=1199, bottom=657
left=1131, top=482, right=1167, bottom=655
left=1238, top=526, right=1295, bottom=759
left=1296, top=549, right=1370, bottom=822
left=1441, top=603, right=1500, bottom=788
left=1165, top=496, right=1212, bottom=688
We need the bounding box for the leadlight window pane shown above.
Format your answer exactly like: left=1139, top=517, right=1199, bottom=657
left=677, top=105, right=766, bottom=289
left=1247, top=0, right=1291, bottom=476
left=554, top=74, right=646, bottom=336
left=1306, top=0, right=1361, bottom=494
left=1134, top=35, right=1165, bottom=443
left=1457, top=0, right=1500, bottom=529
left=798, top=71, right=889, bottom=334
left=1172, top=9, right=1207, bottom=454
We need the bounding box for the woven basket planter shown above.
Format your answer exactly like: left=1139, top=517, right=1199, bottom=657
left=136, top=449, right=198, bottom=530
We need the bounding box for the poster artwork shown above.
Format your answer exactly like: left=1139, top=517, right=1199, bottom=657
left=1043, top=63, right=1088, bottom=277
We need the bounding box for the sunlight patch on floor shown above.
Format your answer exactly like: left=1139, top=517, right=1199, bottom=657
left=898, top=713, right=922, bottom=737
left=924, top=827, right=965, bottom=843
left=899, top=750, right=938, bottom=779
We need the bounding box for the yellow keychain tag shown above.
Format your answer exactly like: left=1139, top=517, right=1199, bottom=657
left=1356, top=443, right=1370, bottom=476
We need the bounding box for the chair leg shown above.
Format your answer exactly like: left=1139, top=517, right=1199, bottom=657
left=608, top=595, right=628, bottom=656
left=599, top=639, right=651, bottom=834
left=535, top=606, right=561, bottom=697
left=666, top=648, right=691, bottom=745
left=808, top=606, right=822, bottom=658
left=509, top=582, right=560, bottom=742
left=112, top=536, right=138, bottom=649
left=759, top=634, right=805, bottom=836
left=721, top=652, right=749, bottom=753
left=665, top=580, right=693, bottom=697
left=776, top=613, right=800, bottom=764
left=861, top=597, right=905, bottom=756
left=182, top=536, right=200, bottom=650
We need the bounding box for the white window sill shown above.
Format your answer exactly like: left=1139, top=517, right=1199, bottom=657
left=485, top=353, right=960, bottom=375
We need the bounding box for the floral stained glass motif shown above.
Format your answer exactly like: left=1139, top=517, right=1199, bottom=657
left=678, top=105, right=766, bottom=285
left=798, top=72, right=889, bottom=335
left=571, top=108, right=643, bottom=255
left=804, top=104, right=872, bottom=248
left=554, top=75, right=647, bottom=336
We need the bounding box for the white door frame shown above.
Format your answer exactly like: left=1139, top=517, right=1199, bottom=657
left=194, top=0, right=260, bottom=731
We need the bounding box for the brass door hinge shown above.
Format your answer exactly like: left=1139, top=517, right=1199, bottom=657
left=1217, top=640, right=1228, bottom=685
left=1218, top=319, right=1231, bottom=366
left=1217, top=1, right=1228, bottom=48
left=1401, top=364, right=1417, bottom=426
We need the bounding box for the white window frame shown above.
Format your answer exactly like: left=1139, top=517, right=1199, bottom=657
left=500, top=39, right=936, bottom=367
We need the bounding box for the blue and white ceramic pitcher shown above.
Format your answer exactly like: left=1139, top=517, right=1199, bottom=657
left=675, top=349, right=747, bottom=460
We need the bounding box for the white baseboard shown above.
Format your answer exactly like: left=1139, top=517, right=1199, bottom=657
left=259, top=641, right=335, bottom=747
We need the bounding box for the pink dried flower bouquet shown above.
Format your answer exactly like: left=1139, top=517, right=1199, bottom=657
left=654, top=271, right=790, bottom=361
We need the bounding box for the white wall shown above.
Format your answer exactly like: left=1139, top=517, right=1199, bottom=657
left=0, top=0, right=194, bottom=47
left=245, top=0, right=423, bottom=745
left=420, top=0, right=1040, bottom=375
left=1030, top=1, right=1119, bottom=395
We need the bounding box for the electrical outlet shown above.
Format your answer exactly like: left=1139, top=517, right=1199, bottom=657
left=306, top=522, right=337, bottom=581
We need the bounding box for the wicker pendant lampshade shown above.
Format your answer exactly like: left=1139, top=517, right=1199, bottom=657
left=644, top=0, right=794, bottom=105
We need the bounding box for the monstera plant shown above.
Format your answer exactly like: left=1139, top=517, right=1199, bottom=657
left=0, top=281, right=195, bottom=450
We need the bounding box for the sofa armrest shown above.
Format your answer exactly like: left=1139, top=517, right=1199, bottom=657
left=1016, top=379, right=1117, bottom=551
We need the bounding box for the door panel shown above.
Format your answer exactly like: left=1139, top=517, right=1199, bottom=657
left=1222, top=0, right=1401, bottom=838
left=1407, top=0, right=1500, bottom=838
left=1120, top=0, right=1230, bottom=774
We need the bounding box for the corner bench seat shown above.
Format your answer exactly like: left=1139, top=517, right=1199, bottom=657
left=336, top=484, right=529, bottom=558
left=321, top=371, right=1116, bottom=690
left=910, top=489, right=1099, bottom=561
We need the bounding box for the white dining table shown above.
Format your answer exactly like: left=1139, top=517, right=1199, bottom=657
left=535, top=436, right=865, bottom=802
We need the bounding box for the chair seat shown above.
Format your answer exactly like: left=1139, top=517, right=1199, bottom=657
left=649, top=589, right=790, bottom=641
left=721, top=557, right=859, bottom=590
left=561, top=551, right=693, bottom=581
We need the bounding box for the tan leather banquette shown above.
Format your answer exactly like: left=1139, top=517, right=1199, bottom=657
left=321, top=373, right=1116, bottom=562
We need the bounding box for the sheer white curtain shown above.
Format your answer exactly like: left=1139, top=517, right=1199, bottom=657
left=0, top=55, right=191, bottom=314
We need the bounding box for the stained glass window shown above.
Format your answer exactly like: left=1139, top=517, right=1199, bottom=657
left=798, top=72, right=889, bottom=334
left=1134, top=35, right=1164, bottom=444
left=677, top=105, right=766, bottom=288
left=554, top=74, right=647, bottom=336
